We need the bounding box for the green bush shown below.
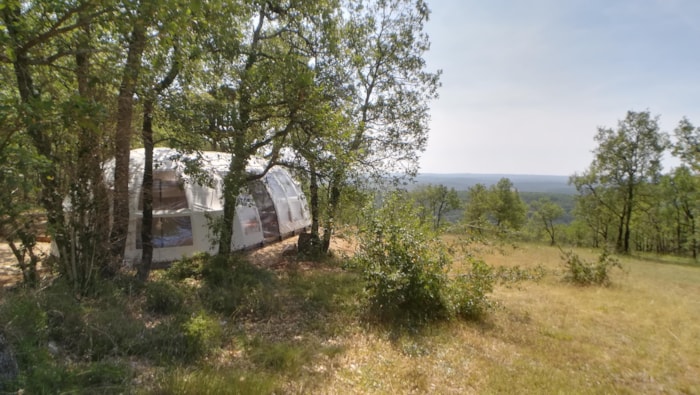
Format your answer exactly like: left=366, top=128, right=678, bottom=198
left=448, top=259, right=495, bottom=319
left=560, top=248, right=623, bottom=286
left=199, top=255, right=278, bottom=317
left=182, top=312, right=222, bottom=359
left=165, top=253, right=209, bottom=281
left=0, top=290, right=50, bottom=368
left=354, top=192, right=498, bottom=324
left=145, top=280, right=186, bottom=315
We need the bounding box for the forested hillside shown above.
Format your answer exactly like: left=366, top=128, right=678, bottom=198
left=414, top=173, right=575, bottom=194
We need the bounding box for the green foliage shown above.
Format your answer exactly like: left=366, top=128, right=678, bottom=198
left=570, top=110, right=668, bottom=254
left=248, top=338, right=312, bottom=375
left=152, top=367, right=278, bottom=395
left=493, top=265, right=547, bottom=285
left=0, top=290, right=49, bottom=368
left=410, top=184, right=461, bottom=230
left=145, top=279, right=186, bottom=315
left=18, top=360, right=131, bottom=395
left=354, top=193, right=451, bottom=323
left=354, top=192, right=496, bottom=324
left=463, top=178, right=528, bottom=237
left=560, top=248, right=624, bottom=286
left=447, top=260, right=495, bottom=319
left=164, top=252, right=209, bottom=281
left=529, top=197, right=565, bottom=245
left=198, top=255, right=279, bottom=317
left=0, top=282, right=136, bottom=392
left=182, top=312, right=222, bottom=360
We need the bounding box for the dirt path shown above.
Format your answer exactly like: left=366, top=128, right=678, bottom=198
left=0, top=242, right=51, bottom=288
left=1, top=234, right=356, bottom=288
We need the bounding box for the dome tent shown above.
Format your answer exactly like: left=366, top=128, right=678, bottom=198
left=105, top=148, right=311, bottom=264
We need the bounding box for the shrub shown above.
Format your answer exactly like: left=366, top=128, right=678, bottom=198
left=199, top=255, right=278, bottom=317
left=145, top=280, right=185, bottom=315
left=560, top=247, right=623, bottom=286
left=165, top=253, right=209, bottom=281
left=0, top=290, right=49, bottom=368
left=353, top=193, right=451, bottom=323
left=182, top=312, right=222, bottom=359
left=448, top=259, right=495, bottom=319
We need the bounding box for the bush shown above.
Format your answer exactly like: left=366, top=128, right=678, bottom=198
left=182, top=312, right=222, bottom=359
left=199, top=255, right=278, bottom=317
left=354, top=192, right=498, bottom=324
left=165, top=253, right=209, bottom=281
left=0, top=290, right=49, bottom=368
left=448, top=259, right=495, bottom=319
left=353, top=193, right=451, bottom=323
left=560, top=247, right=623, bottom=286
left=145, top=280, right=186, bottom=315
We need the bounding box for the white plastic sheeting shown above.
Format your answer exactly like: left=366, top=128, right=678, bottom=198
left=104, top=148, right=311, bottom=264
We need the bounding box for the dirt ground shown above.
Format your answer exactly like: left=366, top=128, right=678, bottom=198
left=0, top=233, right=357, bottom=288
left=0, top=242, right=51, bottom=288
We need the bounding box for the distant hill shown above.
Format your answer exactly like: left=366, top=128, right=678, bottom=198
left=413, top=173, right=575, bottom=194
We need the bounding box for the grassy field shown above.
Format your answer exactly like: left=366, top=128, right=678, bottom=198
left=306, top=242, right=700, bottom=394
left=1, top=239, right=699, bottom=394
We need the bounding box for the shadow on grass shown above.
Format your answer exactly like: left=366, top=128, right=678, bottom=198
left=627, top=252, right=700, bottom=268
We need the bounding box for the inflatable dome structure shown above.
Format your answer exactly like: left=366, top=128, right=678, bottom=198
left=105, top=148, right=311, bottom=264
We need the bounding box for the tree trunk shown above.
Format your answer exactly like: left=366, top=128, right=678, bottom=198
left=309, top=163, right=320, bottom=236
left=622, top=183, right=635, bottom=254
left=110, top=15, right=148, bottom=262
left=137, top=45, right=180, bottom=282
left=219, top=153, right=248, bottom=255
left=322, top=173, right=342, bottom=253
left=137, top=99, right=155, bottom=282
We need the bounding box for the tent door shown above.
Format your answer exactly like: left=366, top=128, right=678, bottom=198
left=249, top=180, right=280, bottom=242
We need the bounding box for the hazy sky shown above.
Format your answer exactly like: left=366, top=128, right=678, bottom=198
left=419, top=0, right=700, bottom=175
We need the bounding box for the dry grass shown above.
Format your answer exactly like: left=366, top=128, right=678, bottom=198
left=309, top=242, right=700, bottom=394
left=3, top=239, right=699, bottom=393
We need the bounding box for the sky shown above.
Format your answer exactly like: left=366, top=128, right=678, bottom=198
left=419, top=0, right=700, bottom=175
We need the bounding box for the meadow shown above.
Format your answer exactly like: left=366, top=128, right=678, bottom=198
left=1, top=238, right=699, bottom=394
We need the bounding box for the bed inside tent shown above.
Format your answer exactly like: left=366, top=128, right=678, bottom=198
left=107, top=148, right=311, bottom=265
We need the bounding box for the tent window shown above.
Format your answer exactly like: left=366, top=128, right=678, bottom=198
left=136, top=216, right=194, bottom=248
left=139, top=170, right=189, bottom=210
left=249, top=180, right=280, bottom=242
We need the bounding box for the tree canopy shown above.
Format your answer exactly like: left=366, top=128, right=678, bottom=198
left=0, top=0, right=440, bottom=288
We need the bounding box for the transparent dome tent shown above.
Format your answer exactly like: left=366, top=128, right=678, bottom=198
left=104, top=148, right=311, bottom=264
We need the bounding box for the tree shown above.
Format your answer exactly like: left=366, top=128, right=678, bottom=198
left=317, top=0, right=441, bottom=252
left=530, top=198, right=564, bottom=245
left=462, top=179, right=527, bottom=236
left=209, top=1, right=334, bottom=255
left=1, top=0, right=114, bottom=292
left=411, top=184, right=461, bottom=230
left=489, top=178, right=527, bottom=232
left=664, top=167, right=699, bottom=258
left=570, top=188, right=615, bottom=248
left=463, top=183, right=491, bottom=234
left=673, top=117, right=700, bottom=172
left=570, top=110, right=668, bottom=254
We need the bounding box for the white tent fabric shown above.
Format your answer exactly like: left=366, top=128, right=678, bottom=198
left=104, top=148, right=311, bottom=264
